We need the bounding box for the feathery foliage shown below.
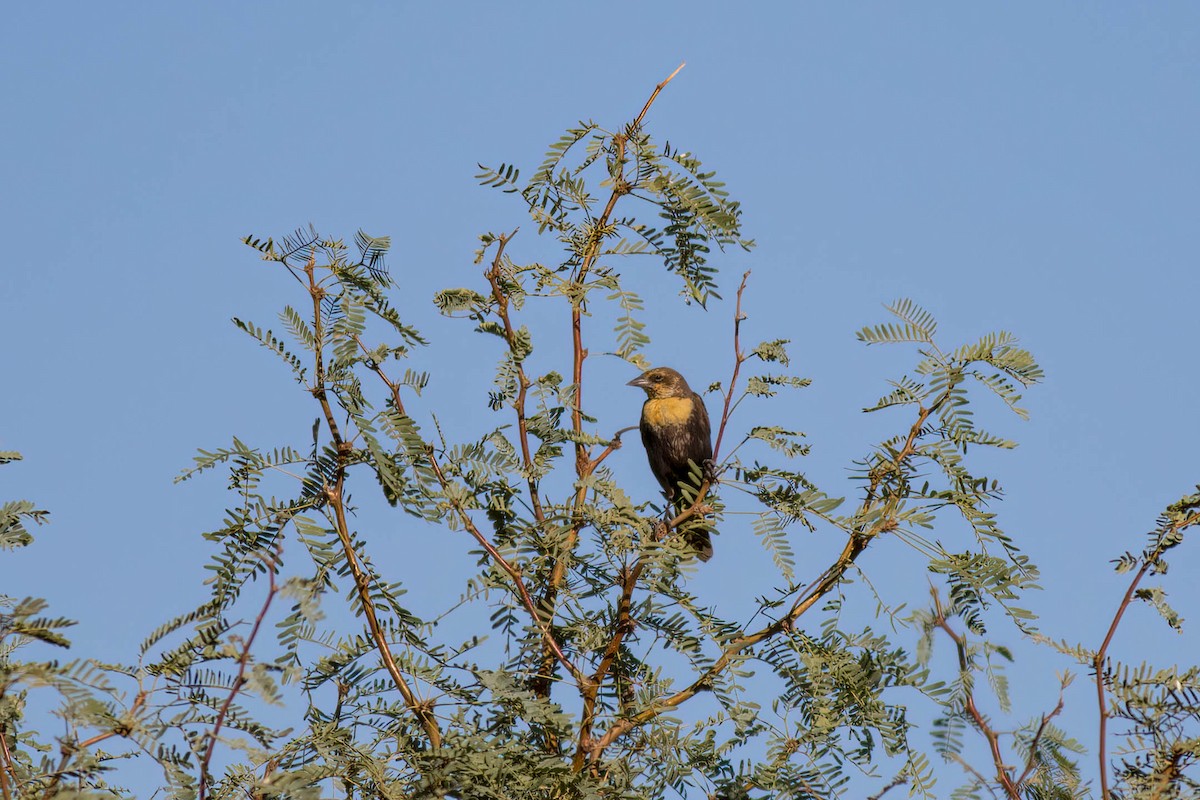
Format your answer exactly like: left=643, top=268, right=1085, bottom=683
left=4, top=70, right=1199, bottom=800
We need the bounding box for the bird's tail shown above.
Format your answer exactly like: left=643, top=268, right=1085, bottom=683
left=687, top=527, right=714, bottom=562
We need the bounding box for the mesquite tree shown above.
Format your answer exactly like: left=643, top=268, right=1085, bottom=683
left=3, top=69, right=1199, bottom=800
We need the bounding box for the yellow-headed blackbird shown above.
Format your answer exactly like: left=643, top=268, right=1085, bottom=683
left=627, top=366, right=715, bottom=561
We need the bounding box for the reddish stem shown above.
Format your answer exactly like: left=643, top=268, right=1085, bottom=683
left=199, top=547, right=280, bottom=800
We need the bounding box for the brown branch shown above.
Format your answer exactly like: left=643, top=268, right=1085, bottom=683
left=75, top=690, right=148, bottom=751
left=586, top=516, right=849, bottom=761
left=778, top=389, right=947, bottom=624
left=305, top=257, right=347, bottom=450
left=576, top=272, right=750, bottom=768
left=932, top=591, right=1020, bottom=800
left=354, top=332, right=409, bottom=418
left=352, top=336, right=585, bottom=689
left=586, top=472, right=916, bottom=757
left=326, top=478, right=442, bottom=746
left=1093, top=509, right=1200, bottom=800
left=306, top=261, right=442, bottom=748
left=1094, top=564, right=1150, bottom=800
left=573, top=481, right=718, bottom=770
left=569, top=60, right=686, bottom=460
left=572, top=559, right=641, bottom=771
left=542, top=64, right=686, bottom=699
left=568, top=492, right=714, bottom=762
left=569, top=477, right=714, bottom=769
left=199, top=546, right=281, bottom=800
left=588, top=425, right=639, bottom=472
left=866, top=776, right=909, bottom=800
left=0, top=725, right=13, bottom=800
left=581, top=283, right=764, bottom=766
left=587, top=391, right=949, bottom=765
left=1014, top=684, right=1066, bottom=789
left=631, top=62, right=685, bottom=136
left=424, top=453, right=586, bottom=686
left=712, top=270, right=751, bottom=461
left=576, top=60, right=685, bottom=290
left=30, top=686, right=149, bottom=800
left=482, top=228, right=545, bottom=525
left=1150, top=747, right=1186, bottom=799
left=591, top=563, right=641, bottom=690
left=945, top=752, right=1003, bottom=800
left=665, top=480, right=713, bottom=530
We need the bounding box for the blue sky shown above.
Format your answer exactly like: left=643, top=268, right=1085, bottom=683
left=3, top=2, right=1198, bottom=792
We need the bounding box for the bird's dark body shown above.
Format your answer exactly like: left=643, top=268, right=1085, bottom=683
left=639, top=398, right=712, bottom=499
left=628, top=367, right=715, bottom=561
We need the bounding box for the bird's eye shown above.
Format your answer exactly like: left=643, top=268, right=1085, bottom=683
left=651, top=374, right=662, bottom=382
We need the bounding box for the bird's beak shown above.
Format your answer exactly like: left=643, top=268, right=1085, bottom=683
left=627, top=376, right=648, bottom=389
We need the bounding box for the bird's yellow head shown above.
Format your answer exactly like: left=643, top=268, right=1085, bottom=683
left=627, top=367, right=693, bottom=400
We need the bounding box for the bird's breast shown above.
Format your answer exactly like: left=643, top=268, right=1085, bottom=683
left=643, top=396, right=695, bottom=428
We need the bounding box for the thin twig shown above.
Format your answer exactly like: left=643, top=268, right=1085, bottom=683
left=572, top=468, right=714, bottom=767
left=1014, top=686, right=1066, bottom=788
left=578, top=61, right=685, bottom=289
left=588, top=425, right=639, bottom=471
left=425, top=453, right=585, bottom=685
left=326, top=479, right=442, bottom=746
left=482, top=228, right=545, bottom=525
left=0, top=726, right=13, bottom=800
left=566, top=60, right=686, bottom=472
left=305, top=256, right=347, bottom=452
left=631, top=62, right=685, bottom=134
left=32, top=687, right=149, bottom=800
left=199, top=545, right=281, bottom=800
left=75, top=690, right=147, bottom=750
left=866, top=775, right=909, bottom=800
left=932, top=591, right=1020, bottom=800
left=946, top=751, right=1003, bottom=800
left=572, top=559, right=639, bottom=771
left=780, top=390, right=947, bottom=624
left=712, top=270, right=751, bottom=461
left=1092, top=509, right=1200, bottom=800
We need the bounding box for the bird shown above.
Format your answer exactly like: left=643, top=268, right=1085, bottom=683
left=627, top=366, right=715, bottom=561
